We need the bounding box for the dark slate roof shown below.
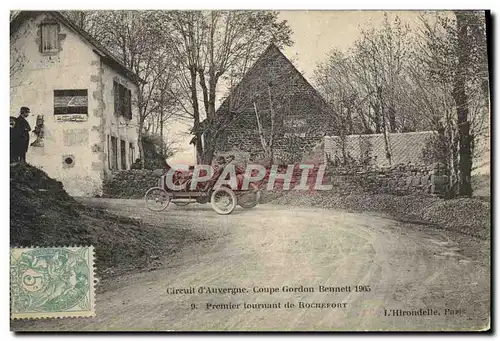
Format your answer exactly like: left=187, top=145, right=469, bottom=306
left=10, top=11, right=142, bottom=85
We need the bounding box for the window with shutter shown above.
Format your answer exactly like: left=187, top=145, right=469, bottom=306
left=41, top=23, right=59, bottom=53
left=114, top=81, right=121, bottom=116
left=110, top=136, right=118, bottom=170
left=127, top=89, right=132, bottom=119
left=107, top=135, right=111, bottom=169
left=129, top=142, right=135, bottom=166
left=119, top=85, right=126, bottom=116
left=113, top=81, right=133, bottom=120
left=120, top=140, right=127, bottom=170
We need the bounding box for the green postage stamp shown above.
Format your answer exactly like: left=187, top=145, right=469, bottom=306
left=10, top=246, right=95, bottom=319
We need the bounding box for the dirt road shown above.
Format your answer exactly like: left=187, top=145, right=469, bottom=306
left=13, top=199, right=490, bottom=331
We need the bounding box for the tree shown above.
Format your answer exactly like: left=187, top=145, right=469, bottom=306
left=164, top=11, right=293, bottom=163
left=10, top=12, right=30, bottom=89
left=418, top=11, right=489, bottom=196
left=314, top=14, right=414, bottom=165
left=61, top=10, right=111, bottom=42
left=314, top=50, right=373, bottom=164
left=10, top=41, right=26, bottom=81
left=143, top=76, right=179, bottom=157
left=313, top=11, right=488, bottom=183
left=251, top=79, right=281, bottom=164
left=141, top=132, right=168, bottom=170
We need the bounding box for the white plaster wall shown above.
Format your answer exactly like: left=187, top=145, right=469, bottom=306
left=10, top=13, right=138, bottom=196
left=324, top=131, right=435, bottom=167
left=101, top=64, right=140, bottom=177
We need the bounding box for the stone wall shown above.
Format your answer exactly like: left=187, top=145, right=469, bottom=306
left=328, top=163, right=451, bottom=197
left=102, top=163, right=452, bottom=199
left=217, top=135, right=324, bottom=165
left=102, top=170, right=159, bottom=199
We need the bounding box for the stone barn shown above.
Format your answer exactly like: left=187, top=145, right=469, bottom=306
left=212, top=43, right=338, bottom=164
left=10, top=11, right=141, bottom=196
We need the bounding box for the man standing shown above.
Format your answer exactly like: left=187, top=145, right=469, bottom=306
left=10, top=116, right=17, bottom=163
left=14, top=107, right=31, bottom=162
left=226, top=154, right=244, bottom=174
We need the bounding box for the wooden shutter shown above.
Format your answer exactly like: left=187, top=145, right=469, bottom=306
left=111, top=136, right=118, bottom=170
left=119, top=85, right=126, bottom=117
left=41, top=23, right=58, bottom=52
left=127, top=89, right=132, bottom=119
left=120, top=140, right=127, bottom=170
left=129, top=142, right=134, bottom=165
left=121, top=85, right=127, bottom=117
left=107, top=135, right=111, bottom=169
left=114, top=81, right=120, bottom=116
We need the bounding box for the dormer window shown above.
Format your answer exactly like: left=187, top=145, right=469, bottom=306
left=41, top=23, right=59, bottom=53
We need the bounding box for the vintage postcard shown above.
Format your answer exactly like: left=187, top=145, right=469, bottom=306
left=9, top=9, right=490, bottom=331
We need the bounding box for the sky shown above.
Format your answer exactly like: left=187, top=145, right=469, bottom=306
left=167, top=10, right=437, bottom=164
left=278, top=11, right=426, bottom=78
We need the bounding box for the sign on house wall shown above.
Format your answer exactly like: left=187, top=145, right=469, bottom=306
left=54, top=89, right=88, bottom=122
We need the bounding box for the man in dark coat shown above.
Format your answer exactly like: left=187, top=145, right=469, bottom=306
left=10, top=116, right=17, bottom=163
left=13, top=107, right=31, bottom=162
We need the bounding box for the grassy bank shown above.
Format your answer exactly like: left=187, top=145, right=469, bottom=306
left=10, top=163, right=201, bottom=280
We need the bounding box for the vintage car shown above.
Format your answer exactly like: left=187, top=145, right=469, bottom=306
left=144, top=159, right=260, bottom=215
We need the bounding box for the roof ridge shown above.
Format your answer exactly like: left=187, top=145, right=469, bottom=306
left=217, top=42, right=331, bottom=115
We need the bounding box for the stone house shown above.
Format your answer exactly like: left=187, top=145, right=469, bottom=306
left=213, top=44, right=338, bottom=164
left=10, top=11, right=141, bottom=196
